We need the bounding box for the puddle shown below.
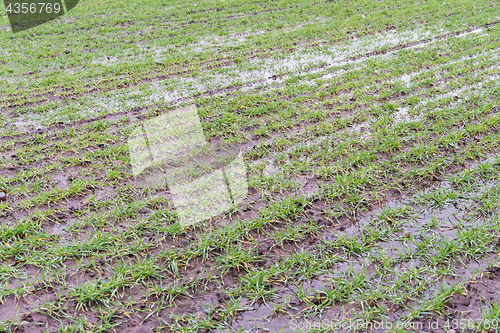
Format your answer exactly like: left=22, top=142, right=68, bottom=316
left=393, top=106, right=421, bottom=123
left=229, top=301, right=283, bottom=332
left=419, top=73, right=500, bottom=107
left=457, top=27, right=484, bottom=38
left=40, top=30, right=500, bottom=138
left=387, top=47, right=500, bottom=89
left=9, top=117, right=42, bottom=130
left=0, top=296, right=34, bottom=322
left=216, top=264, right=369, bottom=332
left=0, top=165, right=19, bottom=179
left=91, top=56, right=119, bottom=66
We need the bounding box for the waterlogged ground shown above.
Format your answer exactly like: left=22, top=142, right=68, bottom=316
left=1, top=0, right=500, bottom=332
